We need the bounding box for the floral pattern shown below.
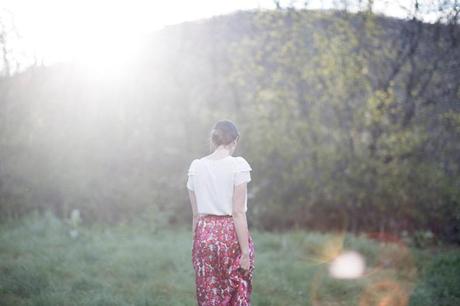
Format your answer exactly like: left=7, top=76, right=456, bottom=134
left=192, top=214, right=255, bottom=305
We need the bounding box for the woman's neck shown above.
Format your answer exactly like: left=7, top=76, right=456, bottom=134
left=207, top=147, right=232, bottom=159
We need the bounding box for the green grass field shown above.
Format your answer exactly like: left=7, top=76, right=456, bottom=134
left=1, top=212, right=459, bottom=306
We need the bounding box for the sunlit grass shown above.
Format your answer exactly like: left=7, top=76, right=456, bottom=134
left=0, top=212, right=459, bottom=305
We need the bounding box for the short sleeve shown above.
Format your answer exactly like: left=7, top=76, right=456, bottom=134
left=186, top=159, right=198, bottom=191
left=233, top=157, right=252, bottom=186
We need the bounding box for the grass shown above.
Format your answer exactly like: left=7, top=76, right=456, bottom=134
left=0, top=211, right=459, bottom=306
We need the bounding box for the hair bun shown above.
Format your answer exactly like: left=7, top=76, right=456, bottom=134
left=209, top=120, right=240, bottom=147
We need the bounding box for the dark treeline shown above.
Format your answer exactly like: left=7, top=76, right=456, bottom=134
left=0, top=8, right=459, bottom=243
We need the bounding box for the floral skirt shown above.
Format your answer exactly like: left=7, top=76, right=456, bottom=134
left=192, top=214, right=255, bottom=306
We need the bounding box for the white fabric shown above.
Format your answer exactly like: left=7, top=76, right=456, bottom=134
left=186, top=156, right=252, bottom=215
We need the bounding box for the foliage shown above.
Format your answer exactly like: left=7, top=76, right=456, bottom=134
left=0, top=8, right=459, bottom=243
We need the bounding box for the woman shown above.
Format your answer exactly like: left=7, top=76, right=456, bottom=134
left=186, top=120, right=255, bottom=306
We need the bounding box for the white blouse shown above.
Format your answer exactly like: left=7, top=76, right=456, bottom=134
left=186, top=155, right=252, bottom=215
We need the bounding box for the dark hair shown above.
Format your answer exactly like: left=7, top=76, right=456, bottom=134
left=209, top=120, right=240, bottom=148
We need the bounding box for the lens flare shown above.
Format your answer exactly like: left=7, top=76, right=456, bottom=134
left=359, top=279, right=409, bottom=306
left=307, top=229, right=418, bottom=306
left=329, top=250, right=365, bottom=279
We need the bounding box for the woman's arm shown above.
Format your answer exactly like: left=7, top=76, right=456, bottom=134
left=188, top=189, right=199, bottom=235
left=232, top=182, right=249, bottom=255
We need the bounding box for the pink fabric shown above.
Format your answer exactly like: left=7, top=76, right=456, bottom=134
left=192, top=214, right=255, bottom=306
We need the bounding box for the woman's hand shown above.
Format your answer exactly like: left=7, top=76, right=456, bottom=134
left=239, top=252, right=250, bottom=276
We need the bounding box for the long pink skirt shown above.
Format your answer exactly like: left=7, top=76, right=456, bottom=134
left=192, top=214, right=255, bottom=306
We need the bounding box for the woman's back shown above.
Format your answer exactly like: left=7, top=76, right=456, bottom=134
left=187, top=155, right=252, bottom=215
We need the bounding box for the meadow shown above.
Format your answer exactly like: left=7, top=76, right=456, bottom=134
left=1, top=211, right=459, bottom=306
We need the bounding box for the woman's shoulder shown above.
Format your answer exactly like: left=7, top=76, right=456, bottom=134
left=233, top=156, right=252, bottom=172
left=233, top=155, right=248, bottom=163
left=188, top=158, right=200, bottom=174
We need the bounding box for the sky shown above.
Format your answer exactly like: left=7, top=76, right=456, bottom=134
left=0, top=0, right=447, bottom=71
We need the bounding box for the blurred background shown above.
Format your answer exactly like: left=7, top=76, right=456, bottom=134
left=0, top=1, right=459, bottom=305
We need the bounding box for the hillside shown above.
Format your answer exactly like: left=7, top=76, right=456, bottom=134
left=0, top=9, right=459, bottom=242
